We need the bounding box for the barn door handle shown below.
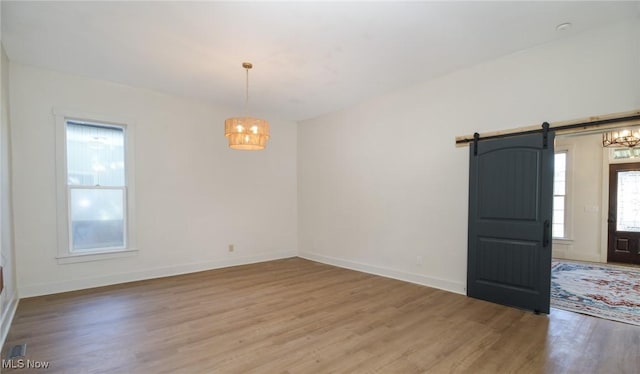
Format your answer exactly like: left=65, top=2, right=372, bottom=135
left=543, top=220, right=550, bottom=247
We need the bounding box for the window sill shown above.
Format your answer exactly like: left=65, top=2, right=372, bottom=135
left=552, top=238, right=573, bottom=244
left=56, top=248, right=138, bottom=264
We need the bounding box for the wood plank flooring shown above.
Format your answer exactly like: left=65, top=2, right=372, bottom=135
left=2, top=258, right=639, bottom=373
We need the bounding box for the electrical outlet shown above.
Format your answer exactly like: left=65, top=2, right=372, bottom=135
left=416, top=256, right=423, bottom=265
left=228, top=244, right=235, bottom=252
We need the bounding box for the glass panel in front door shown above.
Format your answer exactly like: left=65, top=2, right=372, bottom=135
left=617, top=170, right=640, bottom=232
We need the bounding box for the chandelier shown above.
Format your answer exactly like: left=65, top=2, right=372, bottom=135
left=224, top=62, right=270, bottom=150
left=602, top=128, right=640, bottom=148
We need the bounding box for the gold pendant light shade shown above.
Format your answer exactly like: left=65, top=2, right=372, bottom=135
left=224, top=117, right=270, bottom=150
left=224, top=62, right=270, bottom=150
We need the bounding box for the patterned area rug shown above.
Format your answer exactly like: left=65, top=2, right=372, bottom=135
left=551, top=261, right=640, bottom=326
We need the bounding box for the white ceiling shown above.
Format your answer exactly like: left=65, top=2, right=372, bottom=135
left=2, top=1, right=638, bottom=121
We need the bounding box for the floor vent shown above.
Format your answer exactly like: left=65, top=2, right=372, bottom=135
left=6, top=343, right=27, bottom=359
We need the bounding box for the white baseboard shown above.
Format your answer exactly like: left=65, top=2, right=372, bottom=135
left=19, top=251, right=297, bottom=298
left=552, top=241, right=604, bottom=264
left=552, top=251, right=602, bottom=263
left=299, top=251, right=466, bottom=295
left=0, top=291, right=19, bottom=348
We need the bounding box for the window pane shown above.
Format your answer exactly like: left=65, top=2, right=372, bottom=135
left=554, top=153, right=566, bottom=194
left=554, top=181, right=566, bottom=196
left=554, top=153, right=566, bottom=173
left=70, top=188, right=125, bottom=251
left=617, top=171, right=640, bottom=232
left=553, top=190, right=565, bottom=238
left=553, top=196, right=565, bottom=213
left=553, top=210, right=564, bottom=225
left=613, top=148, right=640, bottom=160
left=552, top=223, right=564, bottom=239
left=67, top=122, right=125, bottom=186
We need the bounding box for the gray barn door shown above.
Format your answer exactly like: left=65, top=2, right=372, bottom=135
left=467, top=131, right=554, bottom=314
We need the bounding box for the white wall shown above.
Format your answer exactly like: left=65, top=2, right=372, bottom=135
left=553, top=133, right=604, bottom=263
left=1, top=42, right=19, bottom=342
left=298, top=19, right=640, bottom=294
left=10, top=63, right=298, bottom=297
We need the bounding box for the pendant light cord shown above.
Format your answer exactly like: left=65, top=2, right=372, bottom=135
left=241, top=62, right=254, bottom=116
left=245, top=67, right=249, bottom=115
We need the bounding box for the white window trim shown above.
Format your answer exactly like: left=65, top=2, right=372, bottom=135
left=54, top=108, right=137, bottom=264
left=553, top=145, right=574, bottom=242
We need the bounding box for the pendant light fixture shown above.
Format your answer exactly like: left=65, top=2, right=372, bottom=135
left=224, top=62, right=270, bottom=150
left=602, top=128, right=640, bottom=148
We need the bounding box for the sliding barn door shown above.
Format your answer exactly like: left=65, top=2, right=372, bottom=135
left=467, top=131, right=554, bottom=314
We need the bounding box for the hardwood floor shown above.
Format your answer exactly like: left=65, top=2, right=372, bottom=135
left=2, top=258, right=639, bottom=373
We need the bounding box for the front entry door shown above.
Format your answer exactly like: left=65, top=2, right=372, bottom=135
left=467, top=131, right=554, bottom=314
left=607, top=162, right=640, bottom=264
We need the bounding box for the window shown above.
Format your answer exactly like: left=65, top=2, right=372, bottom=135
left=67, top=122, right=126, bottom=251
left=553, top=151, right=567, bottom=238
left=55, top=111, right=136, bottom=262
left=616, top=170, right=640, bottom=232
left=611, top=147, right=640, bottom=160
